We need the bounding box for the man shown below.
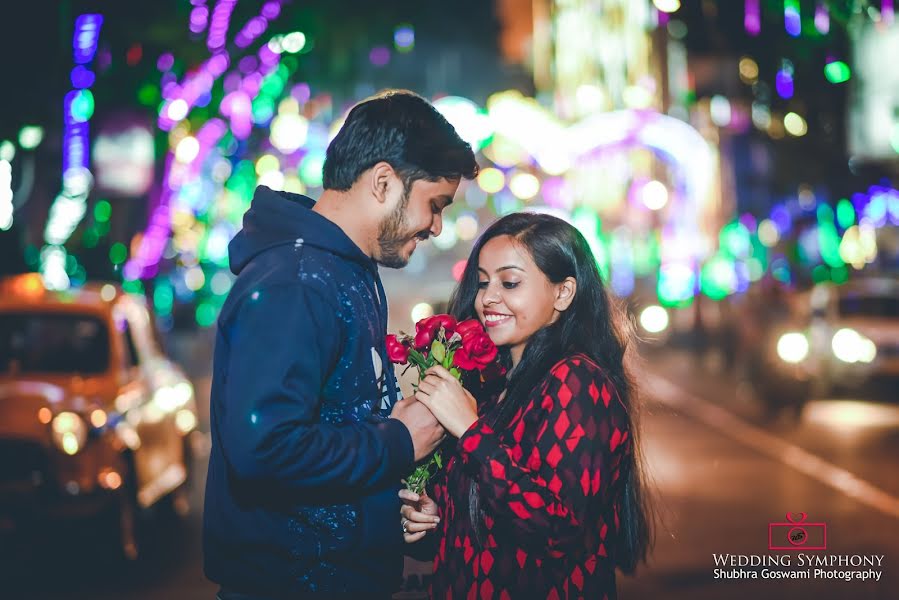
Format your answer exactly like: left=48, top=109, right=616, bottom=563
left=204, top=90, right=478, bottom=599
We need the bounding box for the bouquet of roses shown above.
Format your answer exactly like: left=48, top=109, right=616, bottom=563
left=386, top=314, right=499, bottom=493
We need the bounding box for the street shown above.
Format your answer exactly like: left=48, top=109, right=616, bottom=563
left=5, top=340, right=894, bottom=599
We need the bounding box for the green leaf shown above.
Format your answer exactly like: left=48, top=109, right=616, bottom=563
left=431, top=340, right=446, bottom=363
left=449, top=367, right=461, bottom=379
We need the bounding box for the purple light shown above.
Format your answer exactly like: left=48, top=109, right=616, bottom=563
left=394, top=26, right=415, bottom=50
left=771, top=204, right=792, bottom=234
left=238, top=55, right=258, bottom=73
left=235, top=16, right=269, bottom=48
left=157, top=53, right=175, bottom=71
left=207, top=0, right=237, bottom=52
left=369, top=46, right=390, bottom=67
left=291, top=83, right=311, bottom=104
left=884, top=1, right=895, bottom=25
left=814, top=3, right=830, bottom=34
left=738, top=213, right=758, bottom=233
left=775, top=60, right=794, bottom=99
left=785, top=1, right=801, bottom=37
left=70, top=65, right=95, bottom=88
left=262, top=1, right=281, bottom=19
left=189, top=6, right=210, bottom=34
left=744, top=0, right=760, bottom=36
left=73, top=14, right=103, bottom=64
left=775, top=72, right=793, bottom=98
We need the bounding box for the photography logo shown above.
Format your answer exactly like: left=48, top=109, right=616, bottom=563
left=712, top=511, right=884, bottom=583
left=768, top=512, right=826, bottom=551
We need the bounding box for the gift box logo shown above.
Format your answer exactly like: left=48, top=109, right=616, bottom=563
left=768, top=512, right=827, bottom=551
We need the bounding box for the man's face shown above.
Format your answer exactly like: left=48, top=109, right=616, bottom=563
left=375, top=177, right=460, bottom=268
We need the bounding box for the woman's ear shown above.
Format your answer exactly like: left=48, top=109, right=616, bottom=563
left=554, top=277, right=577, bottom=312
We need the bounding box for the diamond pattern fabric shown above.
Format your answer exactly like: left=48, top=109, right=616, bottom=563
left=425, top=354, right=632, bottom=599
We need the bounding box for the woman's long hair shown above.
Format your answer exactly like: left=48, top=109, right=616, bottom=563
left=448, top=212, right=654, bottom=573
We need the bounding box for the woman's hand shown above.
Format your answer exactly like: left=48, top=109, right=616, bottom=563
left=414, top=365, right=478, bottom=438
left=399, top=488, right=440, bottom=543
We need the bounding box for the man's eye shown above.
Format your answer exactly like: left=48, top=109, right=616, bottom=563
left=502, top=282, right=519, bottom=289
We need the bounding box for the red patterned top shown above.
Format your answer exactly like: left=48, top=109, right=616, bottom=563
left=428, top=353, right=632, bottom=600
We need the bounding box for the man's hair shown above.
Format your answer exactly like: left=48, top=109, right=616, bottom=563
left=322, top=90, right=479, bottom=193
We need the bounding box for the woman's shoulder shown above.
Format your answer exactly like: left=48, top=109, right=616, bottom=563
left=547, top=352, right=604, bottom=379
left=543, top=353, right=621, bottom=406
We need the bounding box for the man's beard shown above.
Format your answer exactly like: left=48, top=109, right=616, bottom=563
left=376, top=190, right=426, bottom=268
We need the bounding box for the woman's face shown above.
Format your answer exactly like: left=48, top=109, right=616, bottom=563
left=474, top=235, right=574, bottom=366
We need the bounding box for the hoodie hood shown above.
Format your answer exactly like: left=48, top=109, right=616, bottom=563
left=229, top=186, right=375, bottom=276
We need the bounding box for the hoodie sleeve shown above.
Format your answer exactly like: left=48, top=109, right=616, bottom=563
left=219, top=282, right=414, bottom=492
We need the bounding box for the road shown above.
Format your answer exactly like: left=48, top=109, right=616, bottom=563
left=3, top=342, right=897, bottom=599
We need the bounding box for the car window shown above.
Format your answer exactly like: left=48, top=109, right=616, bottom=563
left=838, top=295, right=899, bottom=318
left=0, top=313, right=110, bottom=374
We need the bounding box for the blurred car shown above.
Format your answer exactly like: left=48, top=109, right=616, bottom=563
left=805, top=275, right=899, bottom=393
left=0, top=274, right=198, bottom=559
left=753, top=275, right=899, bottom=413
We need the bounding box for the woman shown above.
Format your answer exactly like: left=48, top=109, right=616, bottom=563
left=400, top=212, right=653, bottom=599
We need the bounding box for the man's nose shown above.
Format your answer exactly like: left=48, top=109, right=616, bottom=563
left=429, top=214, right=443, bottom=238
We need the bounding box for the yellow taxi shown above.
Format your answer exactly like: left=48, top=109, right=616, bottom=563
left=0, top=273, right=198, bottom=559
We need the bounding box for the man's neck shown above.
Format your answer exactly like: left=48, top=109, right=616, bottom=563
left=313, top=189, right=375, bottom=258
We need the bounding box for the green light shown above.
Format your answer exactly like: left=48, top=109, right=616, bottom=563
left=818, top=222, right=844, bottom=269
left=94, top=200, right=111, bottom=222
left=824, top=61, right=851, bottom=84
left=82, top=229, right=99, bottom=248
left=812, top=265, right=830, bottom=283
left=154, top=282, right=174, bottom=316
left=700, top=255, right=736, bottom=301
left=816, top=204, right=834, bottom=223
left=70, top=90, right=95, bottom=122
left=137, top=83, right=160, bottom=106
left=832, top=265, right=849, bottom=284
left=657, top=265, right=695, bottom=307
left=836, top=199, right=855, bottom=229
left=122, top=279, right=144, bottom=294
left=252, top=96, right=276, bottom=124
left=299, top=152, right=325, bottom=187
left=196, top=302, right=218, bottom=328
left=720, top=222, right=751, bottom=259
left=65, top=254, right=78, bottom=275
left=109, top=242, right=128, bottom=265
left=18, top=125, right=44, bottom=150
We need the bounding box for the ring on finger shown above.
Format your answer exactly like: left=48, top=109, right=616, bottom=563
left=402, top=517, right=409, bottom=534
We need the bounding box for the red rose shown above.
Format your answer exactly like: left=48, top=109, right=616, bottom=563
left=453, top=330, right=498, bottom=371
left=385, top=334, right=410, bottom=364
left=454, top=318, right=483, bottom=338
left=414, top=314, right=457, bottom=349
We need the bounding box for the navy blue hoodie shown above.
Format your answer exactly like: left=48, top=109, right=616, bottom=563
left=203, top=186, right=414, bottom=597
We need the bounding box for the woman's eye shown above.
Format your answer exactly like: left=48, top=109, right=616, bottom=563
left=502, top=281, right=519, bottom=289
left=477, top=281, right=488, bottom=289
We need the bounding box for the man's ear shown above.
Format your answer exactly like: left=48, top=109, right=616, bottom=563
left=370, top=162, right=396, bottom=205
left=554, top=277, right=577, bottom=312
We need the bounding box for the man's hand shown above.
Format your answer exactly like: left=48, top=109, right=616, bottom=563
left=390, top=397, right=446, bottom=461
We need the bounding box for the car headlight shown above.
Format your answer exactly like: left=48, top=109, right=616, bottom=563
left=777, top=332, right=810, bottom=364
left=832, top=328, right=877, bottom=364
left=51, top=411, right=88, bottom=455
